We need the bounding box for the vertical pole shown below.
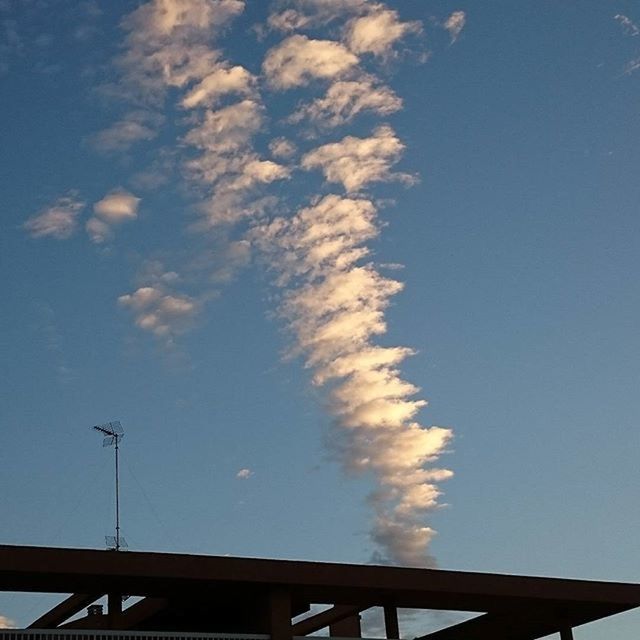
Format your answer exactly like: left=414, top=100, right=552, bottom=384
left=115, top=436, right=120, bottom=551
left=268, top=588, right=292, bottom=640
left=108, top=592, right=122, bottom=629
left=384, top=605, right=400, bottom=639
left=559, top=627, right=573, bottom=640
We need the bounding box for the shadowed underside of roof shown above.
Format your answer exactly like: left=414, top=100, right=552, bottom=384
left=1, top=545, right=639, bottom=639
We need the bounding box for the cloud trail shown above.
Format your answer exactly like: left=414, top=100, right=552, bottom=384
left=68, top=0, right=456, bottom=565
left=253, top=191, right=452, bottom=566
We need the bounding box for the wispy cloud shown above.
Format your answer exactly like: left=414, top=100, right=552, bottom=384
left=23, top=192, right=85, bottom=239
left=269, top=136, right=297, bottom=159
left=614, top=14, right=640, bottom=74
left=267, top=0, right=368, bottom=33
left=0, top=17, right=23, bottom=75
left=290, top=76, right=402, bottom=128
left=615, top=14, right=639, bottom=38
left=443, top=10, right=466, bottom=43
left=236, top=468, right=254, bottom=479
left=33, top=302, right=74, bottom=384
left=88, top=111, right=162, bottom=153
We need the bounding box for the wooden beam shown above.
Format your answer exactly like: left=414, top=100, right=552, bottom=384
left=292, top=605, right=364, bottom=636
left=268, top=588, right=292, bottom=640
left=330, top=613, right=361, bottom=638
left=61, top=596, right=169, bottom=630
left=29, top=593, right=102, bottom=628
left=559, top=626, right=574, bottom=640
left=384, top=605, right=399, bottom=639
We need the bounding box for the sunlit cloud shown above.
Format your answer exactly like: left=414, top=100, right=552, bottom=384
left=444, top=10, right=466, bottom=43
left=23, top=192, right=85, bottom=239
left=81, top=0, right=450, bottom=566
left=263, top=34, right=358, bottom=89
left=118, top=284, right=201, bottom=342
left=86, top=189, right=140, bottom=243
left=344, top=7, right=421, bottom=57
left=93, top=189, right=140, bottom=222
left=290, top=76, right=402, bottom=128
left=301, top=125, right=412, bottom=192
left=181, top=64, right=254, bottom=109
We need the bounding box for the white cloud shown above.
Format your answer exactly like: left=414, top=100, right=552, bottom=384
left=184, top=99, right=263, bottom=155
left=236, top=468, right=254, bottom=479
left=344, top=7, right=421, bottom=57
left=301, top=125, right=411, bottom=192
left=0, top=615, right=15, bottom=629
left=116, top=0, right=245, bottom=102
left=93, top=189, right=140, bottom=222
left=87, top=189, right=139, bottom=244
left=125, top=0, right=244, bottom=38
left=615, top=14, right=639, bottom=37
left=263, top=34, right=358, bottom=89
left=184, top=100, right=289, bottom=226
left=444, top=10, right=466, bottom=43
left=181, top=64, right=254, bottom=109
left=291, top=77, right=402, bottom=127
left=23, top=192, right=85, bottom=239
left=118, top=285, right=201, bottom=341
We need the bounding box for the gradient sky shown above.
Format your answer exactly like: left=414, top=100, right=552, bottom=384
left=1, top=1, right=640, bottom=637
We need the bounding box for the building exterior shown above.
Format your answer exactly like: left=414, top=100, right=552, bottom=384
left=1, top=545, right=639, bottom=639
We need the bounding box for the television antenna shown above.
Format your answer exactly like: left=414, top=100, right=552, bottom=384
left=93, top=420, right=127, bottom=551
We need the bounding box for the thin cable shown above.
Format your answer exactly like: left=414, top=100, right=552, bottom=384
left=123, top=456, right=183, bottom=550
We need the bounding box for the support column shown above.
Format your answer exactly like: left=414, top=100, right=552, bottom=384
left=268, top=588, right=292, bottom=640
left=384, top=606, right=400, bottom=639
left=559, top=627, right=574, bottom=640
left=107, top=593, right=122, bottom=629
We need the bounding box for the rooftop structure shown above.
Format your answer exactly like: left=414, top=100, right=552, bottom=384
left=1, top=545, right=639, bottom=639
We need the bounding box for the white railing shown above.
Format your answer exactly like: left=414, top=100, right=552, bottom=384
left=0, top=632, right=269, bottom=640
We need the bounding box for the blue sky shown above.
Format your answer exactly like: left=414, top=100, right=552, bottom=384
left=1, top=1, right=640, bottom=637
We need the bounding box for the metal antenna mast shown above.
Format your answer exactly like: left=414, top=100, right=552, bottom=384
left=93, top=420, right=127, bottom=551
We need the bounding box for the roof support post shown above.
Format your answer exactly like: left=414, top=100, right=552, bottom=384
left=268, top=587, right=292, bottom=640
left=559, top=626, right=574, bottom=640
left=384, top=605, right=400, bottom=639
left=108, top=592, right=122, bottom=629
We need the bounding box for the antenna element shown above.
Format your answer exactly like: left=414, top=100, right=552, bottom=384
left=92, top=420, right=126, bottom=551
